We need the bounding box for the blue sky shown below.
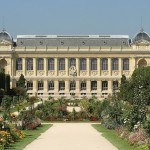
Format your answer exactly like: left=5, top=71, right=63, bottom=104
left=0, top=0, right=149, bottom=38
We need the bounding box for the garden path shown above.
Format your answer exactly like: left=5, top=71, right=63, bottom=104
left=24, top=123, right=117, bottom=150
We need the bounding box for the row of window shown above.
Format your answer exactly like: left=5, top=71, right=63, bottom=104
left=26, top=80, right=118, bottom=91
left=16, top=58, right=129, bottom=71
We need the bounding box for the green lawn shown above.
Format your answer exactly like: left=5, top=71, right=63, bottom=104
left=5, top=124, right=52, bottom=150
left=92, top=124, right=135, bottom=150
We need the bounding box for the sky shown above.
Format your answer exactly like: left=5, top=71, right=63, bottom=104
left=0, top=0, right=149, bottom=39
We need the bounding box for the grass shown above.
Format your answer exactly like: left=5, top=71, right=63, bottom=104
left=5, top=124, right=52, bottom=150
left=92, top=124, right=135, bottom=150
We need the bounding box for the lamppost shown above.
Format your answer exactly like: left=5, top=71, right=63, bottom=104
left=69, top=66, right=77, bottom=101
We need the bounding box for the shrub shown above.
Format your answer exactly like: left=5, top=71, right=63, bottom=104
left=128, top=128, right=148, bottom=145
left=135, top=144, right=150, bottom=150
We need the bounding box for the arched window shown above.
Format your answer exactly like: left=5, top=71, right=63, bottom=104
left=37, top=58, right=44, bottom=70
left=102, top=81, right=108, bottom=90
left=27, top=81, right=33, bottom=90
left=69, top=58, right=76, bottom=67
left=27, top=58, right=33, bottom=70
left=112, top=58, right=118, bottom=70
left=101, top=58, right=108, bottom=70
left=38, top=80, right=44, bottom=90
left=48, top=81, right=54, bottom=90
left=138, top=59, right=147, bottom=68
left=59, top=58, right=65, bottom=70
left=16, top=58, right=22, bottom=70
left=48, top=58, right=54, bottom=70
left=80, top=58, right=86, bottom=70
left=123, top=58, right=129, bottom=70
left=91, top=58, right=97, bottom=70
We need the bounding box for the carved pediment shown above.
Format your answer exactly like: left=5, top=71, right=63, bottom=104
left=134, top=39, right=150, bottom=46
left=0, top=39, right=12, bottom=45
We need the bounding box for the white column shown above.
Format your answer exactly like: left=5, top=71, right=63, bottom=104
left=44, top=80, right=48, bottom=92
left=87, top=58, right=90, bottom=76
left=87, top=80, right=91, bottom=97
left=97, top=58, right=100, bottom=76
left=33, top=58, right=37, bottom=76
left=33, top=80, right=37, bottom=96
left=119, top=58, right=122, bottom=76
left=108, top=58, right=111, bottom=76
left=65, top=80, right=69, bottom=96
left=130, top=57, right=136, bottom=74
left=44, top=58, right=47, bottom=76
left=54, top=80, right=58, bottom=93
left=65, top=58, right=69, bottom=76
left=22, top=58, right=26, bottom=75
left=97, top=80, right=101, bottom=97
left=76, top=80, right=80, bottom=98
left=55, top=58, right=58, bottom=76
left=108, top=80, right=112, bottom=94
left=76, top=58, right=79, bottom=76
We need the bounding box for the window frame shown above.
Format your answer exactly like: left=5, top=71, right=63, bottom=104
left=37, top=58, right=44, bottom=70
left=80, top=58, right=86, bottom=70
left=16, top=58, right=22, bottom=70
left=48, top=58, right=54, bottom=70
left=101, top=58, right=108, bottom=70
left=27, top=58, right=33, bottom=70
left=91, top=58, right=97, bottom=70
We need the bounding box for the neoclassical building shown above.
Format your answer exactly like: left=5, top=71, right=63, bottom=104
left=0, top=28, right=150, bottom=99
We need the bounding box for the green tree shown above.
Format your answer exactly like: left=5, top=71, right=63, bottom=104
left=119, top=74, right=132, bottom=102
left=0, top=70, right=5, bottom=89
left=5, top=74, right=10, bottom=94
left=131, top=66, right=150, bottom=104
left=15, top=74, right=27, bottom=100
left=1, top=95, right=12, bottom=121
left=17, top=74, right=26, bottom=88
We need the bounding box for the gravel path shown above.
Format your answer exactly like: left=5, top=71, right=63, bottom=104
left=24, top=123, right=117, bottom=150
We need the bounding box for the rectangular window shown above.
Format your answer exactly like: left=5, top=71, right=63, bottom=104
left=81, top=81, right=86, bottom=90
left=27, top=58, right=33, bottom=70
left=70, top=81, right=76, bottom=91
left=59, top=58, right=65, bottom=70
left=48, top=58, right=54, bottom=70
left=101, top=58, right=108, bottom=70
left=80, top=58, right=86, bottom=70
left=102, top=81, right=108, bottom=91
left=48, top=81, right=54, bottom=90
left=38, top=81, right=44, bottom=90
left=91, top=58, right=97, bottom=70
left=113, top=81, right=118, bottom=90
left=69, top=58, right=76, bottom=67
left=16, top=58, right=22, bottom=70
left=112, top=58, right=118, bottom=70
left=27, top=81, right=33, bottom=90
left=123, top=58, right=129, bottom=70
left=37, top=58, right=44, bottom=70
left=59, top=81, right=65, bottom=90
left=91, top=81, right=97, bottom=90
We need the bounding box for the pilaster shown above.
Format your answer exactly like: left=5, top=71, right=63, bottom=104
left=33, top=58, right=37, bottom=76
left=76, top=58, right=79, bottom=76
left=54, top=58, right=58, bottom=76
left=66, top=58, right=69, bottom=76
left=44, top=58, right=47, bottom=76
left=97, top=58, right=100, bottom=76
left=108, top=58, right=111, bottom=76
left=87, top=58, right=90, bottom=76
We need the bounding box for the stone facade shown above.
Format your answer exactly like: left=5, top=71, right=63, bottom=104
left=0, top=29, right=150, bottom=99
